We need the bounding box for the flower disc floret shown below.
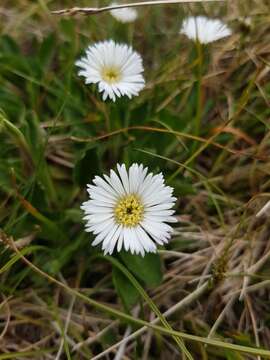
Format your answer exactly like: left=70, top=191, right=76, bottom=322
left=115, top=194, right=143, bottom=227
left=101, top=66, right=121, bottom=84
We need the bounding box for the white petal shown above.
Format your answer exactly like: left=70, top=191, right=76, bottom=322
left=117, top=163, right=130, bottom=193
left=83, top=213, right=114, bottom=224
left=117, top=232, right=124, bottom=252
left=92, top=221, right=117, bottom=246
left=135, top=226, right=156, bottom=253
left=87, top=218, right=115, bottom=235
left=105, top=225, right=122, bottom=255
left=102, top=224, right=119, bottom=252
left=92, top=176, right=119, bottom=198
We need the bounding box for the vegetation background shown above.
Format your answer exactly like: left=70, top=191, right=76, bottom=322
left=1, top=0, right=270, bottom=359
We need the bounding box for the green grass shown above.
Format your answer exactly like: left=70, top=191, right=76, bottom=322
left=1, top=0, right=270, bottom=359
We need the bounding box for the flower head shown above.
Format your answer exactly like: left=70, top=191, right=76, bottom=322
left=180, top=16, right=232, bottom=44
left=81, top=164, right=177, bottom=256
left=76, top=40, right=145, bottom=102
left=110, top=3, right=138, bottom=23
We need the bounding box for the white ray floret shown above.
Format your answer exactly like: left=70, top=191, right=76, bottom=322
left=75, top=40, right=145, bottom=102
left=81, top=164, right=177, bottom=256
left=110, top=3, right=138, bottom=23
left=180, top=16, right=232, bottom=44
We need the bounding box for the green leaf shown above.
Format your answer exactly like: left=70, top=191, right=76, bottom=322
left=0, top=246, right=45, bottom=275
left=73, top=145, right=100, bottom=187
left=0, top=35, right=20, bottom=55
left=112, top=267, right=140, bottom=311
left=38, top=34, right=56, bottom=69
left=225, top=349, right=245, bottom=360
left=169, top=178, right=197, bottom=196
left=119, top=252, right=163, bottom=287
left=42, top=232, right=86, bottom=274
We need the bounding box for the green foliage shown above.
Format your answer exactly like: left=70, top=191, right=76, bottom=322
left=73, top=145, right=100, bottom=187
left=113, top=267, right=140, bottom=310
left=225, top=350, right=246, bottom=360
left=120, top=252, right=163, bottom=287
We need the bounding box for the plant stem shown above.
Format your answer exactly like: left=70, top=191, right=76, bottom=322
left=191, top=40, right=203, bottom=157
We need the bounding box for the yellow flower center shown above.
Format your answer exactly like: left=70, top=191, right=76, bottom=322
left=114, top=194, right=144, bottom=227
left=101, top=66, right=121, bottom=84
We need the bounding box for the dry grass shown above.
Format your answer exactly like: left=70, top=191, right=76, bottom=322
left=1, top=0, right=270, bottom=359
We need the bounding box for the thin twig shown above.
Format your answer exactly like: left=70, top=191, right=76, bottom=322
left=55, top=295, right=76, bottom=360
left=142, top=312, right=155, bottom=360
left=72, top=321, right=119, bottom=352
left=256, top=199, right=270, bottom=217
left=52, top=0, right=225, bottom=16
left=207, top=295, right=236, bottom=340
left=246, top=295, right=261, bottom=360
left=239, top=247, right=270, bottom=301
left=113, top=307, right=140, bottom=360
left=0, top=296, right=11, bottom=342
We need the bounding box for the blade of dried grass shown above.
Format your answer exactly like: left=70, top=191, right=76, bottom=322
left=246, top=295, right=261, bottom=360
left=52, top=0, right=224, bottom=16
left=91, top=281, right=210, bottom=360
left=0, top=296, right=11, bottom=342
left=6, top=238, right=270, bottom=357
left=70, top=125, right=265, bottom=161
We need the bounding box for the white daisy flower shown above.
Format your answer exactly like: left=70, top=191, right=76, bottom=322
left=75, top=40, right=145, bottom=102
left=110, top=3, right=138, bottom=23
left=180, top=16, right=232, bottom=44
left=81, top=163, right=177, bottom=256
